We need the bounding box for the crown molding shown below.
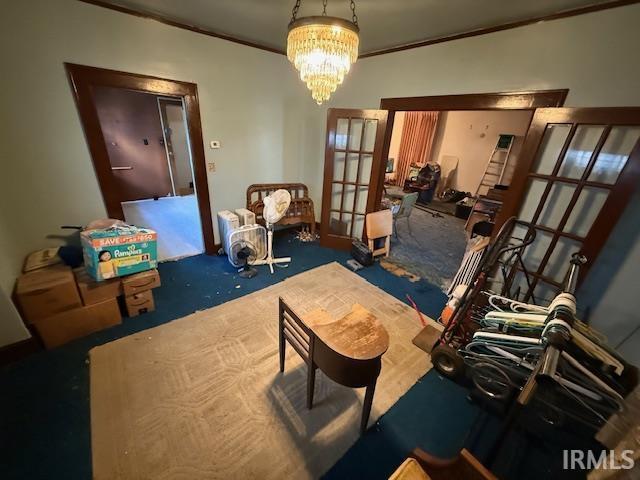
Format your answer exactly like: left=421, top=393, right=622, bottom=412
left=78, top=0, right=286, bottom=55
left=360, top=0, right=639, bottom=58
left=78, top=0, right=639, bottom=58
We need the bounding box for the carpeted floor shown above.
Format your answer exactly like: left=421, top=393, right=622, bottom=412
left=0, top=233, right=446, bottom=480
left=388, top=208, right=467, bottom=290
left=91, top=263, right=433, bottom=479
left=0, top=232, right=596, bottom=479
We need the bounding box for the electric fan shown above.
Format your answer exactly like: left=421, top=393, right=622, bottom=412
left=253, top=189, right=292, bottom=273
left=228, top=239, right=258, bottom=278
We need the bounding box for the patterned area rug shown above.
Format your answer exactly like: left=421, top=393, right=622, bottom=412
left=90, top=263, right=436, bottom=479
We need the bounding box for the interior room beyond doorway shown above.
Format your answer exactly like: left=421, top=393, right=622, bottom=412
left=93, top=87, right=204, bottom=261
left=383, top=109, right=533, bottom=290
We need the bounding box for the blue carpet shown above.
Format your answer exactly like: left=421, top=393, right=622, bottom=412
left=324, top=371, right=481, bottom=479
left=326, top=374, right=600, bottom=480
left=0, top=232, right=596, bottom=479
left=0, top=233, right=445, bottom=480
left=388, top=208, right=467, bottom=290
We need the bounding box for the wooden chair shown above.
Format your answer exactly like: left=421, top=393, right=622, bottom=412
left=366, top=209, right=393, bottom=258
left=389, top=448, right=497, bottom=480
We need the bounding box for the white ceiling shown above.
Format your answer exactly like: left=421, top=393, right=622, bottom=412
left=101, top=0, right=617, bottom=54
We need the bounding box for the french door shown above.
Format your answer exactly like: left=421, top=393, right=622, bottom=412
left=497, top=107, right=640, bottom=303
left=320, top=109, right=388, bottom=249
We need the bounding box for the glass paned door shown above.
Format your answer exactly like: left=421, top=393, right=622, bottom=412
left=321, top=109, right=388, bottom=249
left=497, top=108, right=640, bottom=304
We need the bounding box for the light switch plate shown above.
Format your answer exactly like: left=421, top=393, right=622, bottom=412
left=210, top=140, right=221, bottom=149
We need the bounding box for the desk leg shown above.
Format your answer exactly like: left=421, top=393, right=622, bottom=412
left=361, top=382, right=377, bottom=434
left=278, top=301, right=285, bottom=373
left=307, top=363, right=316, bottom=409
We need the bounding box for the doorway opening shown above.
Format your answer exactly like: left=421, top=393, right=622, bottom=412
left=93, top=87, right=203, bottom=260
left=382, top=108, right=534, bottom=289
left=354, top=92, right=640, bottom=308
left=66, top=64, right=215, bottom=259
left=319, top=91, right=568, bottom=293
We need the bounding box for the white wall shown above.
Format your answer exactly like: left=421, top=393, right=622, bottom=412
left=387, top=111, right=405, bottom=177
left=429, top=110, right=532, bottom=193
left=0, top=0, right=311, bottom=346
left=577, top=188, right=640, bottom=363
left=0, top=219, right=30, bottom=344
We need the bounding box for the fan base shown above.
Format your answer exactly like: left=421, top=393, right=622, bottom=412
left=239, top=267, right=257, bottom=279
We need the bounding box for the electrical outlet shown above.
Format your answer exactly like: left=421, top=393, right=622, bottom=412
left=207, top=162, right=216, bottom=172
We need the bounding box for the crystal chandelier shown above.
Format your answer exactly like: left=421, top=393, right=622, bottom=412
left=287, top=0, right=359, bottom=105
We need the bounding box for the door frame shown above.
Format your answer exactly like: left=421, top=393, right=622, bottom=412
left=375, top=89, right=569, bottom=210
left=65, top=63, right=216, bottom=254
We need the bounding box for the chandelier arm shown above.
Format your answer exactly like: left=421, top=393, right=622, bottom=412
left=290, top=0, right=302, bottom=24
left=350, top=0, right=358, bottom=26
left=322, top=0, right=328, bottom=16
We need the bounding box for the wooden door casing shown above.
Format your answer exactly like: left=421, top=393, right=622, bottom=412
left=65, top=63, right=216, bottom=254
left=320, top=108, right=388, bottom=250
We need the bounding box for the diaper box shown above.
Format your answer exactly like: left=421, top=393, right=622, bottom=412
left=81, top=225, right=157, bottom=281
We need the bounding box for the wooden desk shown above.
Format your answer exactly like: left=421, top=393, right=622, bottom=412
left=278, top=298, right=389, bottom=434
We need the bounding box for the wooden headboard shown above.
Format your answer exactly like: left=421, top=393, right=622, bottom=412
left=246, top=183, right=316, bottom=233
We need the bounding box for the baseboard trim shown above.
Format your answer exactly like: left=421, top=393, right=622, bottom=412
left=0, top=337, right=42, bottom=367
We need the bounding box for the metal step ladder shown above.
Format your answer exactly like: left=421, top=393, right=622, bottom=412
left=473, top=134, right=515, bottom=197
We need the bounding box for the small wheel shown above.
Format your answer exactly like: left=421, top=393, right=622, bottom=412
left=431, top=344, right=465, bottom=379
left=471, top=362, right=513, bottom=400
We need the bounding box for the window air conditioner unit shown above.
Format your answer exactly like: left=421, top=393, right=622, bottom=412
left=235, top=208, right=256, bottom=226
left=216, top=210, right=239, bottom=254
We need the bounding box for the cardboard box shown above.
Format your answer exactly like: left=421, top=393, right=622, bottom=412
left=124, top=290, right=155, bottom=317
left=23, top=247, right=62, bottom=273
left=74, top=268, right=123, bottom=305
left=15, top=265, right=82, bottom=323
left=33, top=298, right=122, bottom=349
left=81, top=225, right=157, bottom=281
left=122, top=269, right=161, bottom=295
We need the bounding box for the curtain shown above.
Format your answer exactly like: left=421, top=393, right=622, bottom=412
left=394, top=111, right=439, bottom=187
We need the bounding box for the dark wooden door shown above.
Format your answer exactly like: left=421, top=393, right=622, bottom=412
left=320, top=109, right=388, bottom=249
left=93, top=86, right=173, bottom=201
left=497, top=107, right=640, bottom=303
